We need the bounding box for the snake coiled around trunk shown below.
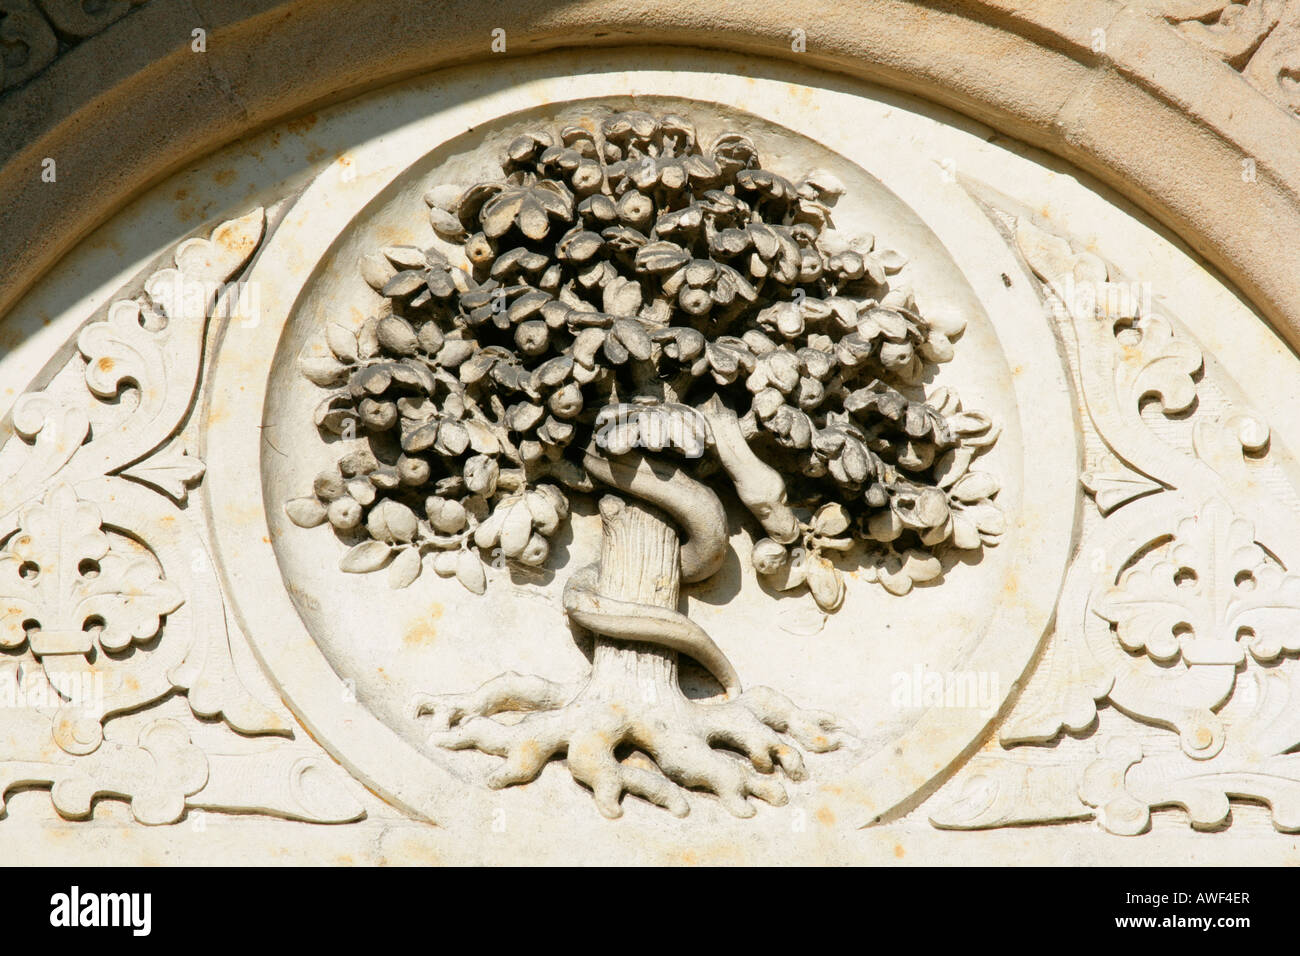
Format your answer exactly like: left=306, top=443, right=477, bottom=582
left=562, top=446, right=742, bottom=697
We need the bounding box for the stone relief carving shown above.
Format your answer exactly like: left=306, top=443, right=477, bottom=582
left=930, top=215, right=1300, bottom=835
left=7, top=92, right=1290, bottom=842
left=285, top=111, right=1002, bottom=818
left=0, top=208, right=364, bottom=825
left=0, top=0, right=148, bottom=93
left=1162, top=0, right=1300, bottom=114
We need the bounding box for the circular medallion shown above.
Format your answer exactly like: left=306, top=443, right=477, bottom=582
left=205, top=77, right=1077, bottom=830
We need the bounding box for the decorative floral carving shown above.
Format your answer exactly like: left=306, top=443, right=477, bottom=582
left=0, top=208, right=367, bottom=826
left=1095, top=498, right=1300, bottom=667
left=1081, top=668, right=1300, bottom=834
left=0, top=716, right=207, bottom=826
left=1080, top=454, right=1163, bottom=514
left=1163, top=0, right=1300, bottom=115
left=0, top=483, right=182, bottom=656
left=934, top=214, right=1300, bottom=835
left=0, top=0, right=148, bottom=94
left=0, top=0, right=57, bottom=91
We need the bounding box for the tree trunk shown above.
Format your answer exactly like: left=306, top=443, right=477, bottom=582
left=584, top=494, right=681, bottom=707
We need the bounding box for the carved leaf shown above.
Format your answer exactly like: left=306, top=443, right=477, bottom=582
left=1080, top=454, right=1163, bottom=514
left=388, top=547, right=422, bottom=589
left=1014, top=218, right=1075, bottom=289
left=78, top=299, right=160, bottom=400
left=930, top=755, right=1093, bottom=829
left=340, top=539, right=393, bottom=573
left=806, top=556, right=845, bottom=612
left=121, top=450, right=207, bottom=502
left=456, top=550, right=487, bottom=595
left=1230, top=562, right=1300, bottom=661
left=80, top=552, right=184, bottom=653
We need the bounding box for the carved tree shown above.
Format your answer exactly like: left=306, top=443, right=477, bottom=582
left=288, top=111, right=1000, bottom=817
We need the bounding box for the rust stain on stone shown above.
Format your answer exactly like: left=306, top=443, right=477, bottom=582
left=217, top=223, right=258, bottom=259
left=286, top=113, right=319, bottom=135
left=404, top=602, right=445, bottom=647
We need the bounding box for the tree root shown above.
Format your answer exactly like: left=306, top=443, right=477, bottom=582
left=413, top=676, right=854, bottom=818
left=410, top=671, right=575, bottom=730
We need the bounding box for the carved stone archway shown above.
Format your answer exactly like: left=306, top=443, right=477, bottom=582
left=4, top=0, right=1300, bottom=864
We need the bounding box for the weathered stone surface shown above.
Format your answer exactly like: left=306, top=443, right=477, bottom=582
left=3, top=9, right=1300, bottom=865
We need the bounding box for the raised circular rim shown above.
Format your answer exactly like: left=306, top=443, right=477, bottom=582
left=203, top=61, right=1079, bottom=828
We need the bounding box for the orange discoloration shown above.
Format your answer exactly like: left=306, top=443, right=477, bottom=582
left=815, top=805, right=835, bottom=826
left=287, top=113, right=319, bottom=135
left=894, top=844, right=905, bottom=859
left=214, top=169, right=237, bottom=187
left=403, top=603, right=445, bottom=647
left=216, top=222, right=259, bottom=259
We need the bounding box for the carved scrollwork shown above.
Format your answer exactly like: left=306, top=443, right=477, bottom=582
left=1162, top=0, right=1300, bottom=116
left=0, top=208, right=366, bottom=825
left=931, top=216, right=1300, bottom=834
left=0, top=0, right=55, bottom=91
left=0, top=0, right=148, bottom=94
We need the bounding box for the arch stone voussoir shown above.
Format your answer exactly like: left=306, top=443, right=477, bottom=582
left=2, top=1, right=1299, bottom=349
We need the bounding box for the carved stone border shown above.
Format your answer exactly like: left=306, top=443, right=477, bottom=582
left=2, top=0, right=1300, bottom=372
